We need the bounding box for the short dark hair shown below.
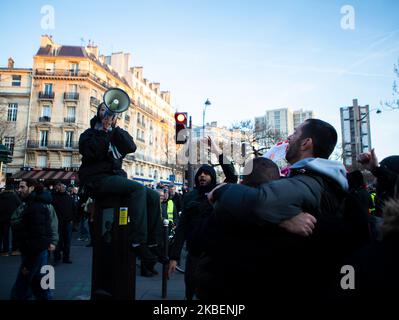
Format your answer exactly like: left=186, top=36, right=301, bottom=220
left=21, top=179, right=44, bottom=193
left=241, top=157, right=280, bottom=187
left=301, top=119, right=337, bottom=159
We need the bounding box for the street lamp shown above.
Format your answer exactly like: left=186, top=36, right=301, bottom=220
left=359, top=108, right=382, bottom=121
left=356, top=107, right=382, bottom=159
left=203, top=98, right=211, bottom=136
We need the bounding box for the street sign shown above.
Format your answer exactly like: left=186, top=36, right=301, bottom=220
left=169, top=174, right=175, bottom=182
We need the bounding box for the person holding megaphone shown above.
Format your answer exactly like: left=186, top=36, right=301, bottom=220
left=78, top=88, right=163, bottom=274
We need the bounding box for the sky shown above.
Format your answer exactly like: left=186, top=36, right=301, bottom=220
left=0, top=0, right=398, bottom=159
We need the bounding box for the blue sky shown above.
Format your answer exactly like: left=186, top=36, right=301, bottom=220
left=1, top=0, right=398, bottom=159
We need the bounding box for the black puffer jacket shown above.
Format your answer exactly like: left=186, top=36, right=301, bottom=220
left=16, top=191, right=54, bottom=257
left=169, top=155, right=237, bottom=260
left=52, top=191, right=75, bottom=223
left=0, top=191, right=21, bottom=223
left=78, top=116, right=137, bottom=185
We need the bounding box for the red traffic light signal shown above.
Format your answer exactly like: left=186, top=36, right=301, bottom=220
left=175, top=112, right=188, bottom=144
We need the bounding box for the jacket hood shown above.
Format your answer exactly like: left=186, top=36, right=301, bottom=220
left=291, top=157, right=349, bottom=191
left=195, top=164, right=217, bottom=194
left=90, top=116, right=99, bottom=129
left=195, top=165, right=217, bottom=186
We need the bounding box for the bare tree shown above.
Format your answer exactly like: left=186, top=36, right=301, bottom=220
left=230, top=119, right=285, bottom=157
left=382, top=58, right=399, bottom=110
left=331, top=144, right=344, bottom=162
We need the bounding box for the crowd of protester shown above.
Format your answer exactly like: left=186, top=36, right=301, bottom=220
left=3, top=111, right=398, bottom=303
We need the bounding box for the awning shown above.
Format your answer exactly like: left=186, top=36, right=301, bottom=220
left=9, top=169, right=79, bottom=184
left=132, top=177, right=153, bottom=183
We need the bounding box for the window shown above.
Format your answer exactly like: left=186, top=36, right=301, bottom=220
left=66, top=107, right=76, bottom=121
left=44, top=83, right=53, bottom=94
left=39, top=130, right=48, bottom=147
left=37, top=155, right=47, bottom=168
left=7, top=103, right=18, bottom=121
left=70, top=63, right=79, bottom=75
left=137, top=129, right=140, bottom=140
left=69, top=84, right=77, bottom=93
left=12, top=75, right=21, bottom=86
left=63, top=155, right=72, bottom=168
left=4, top=137, right=15, bottom=155
left=45, top=62, right=55, bottom=73
left=42, top=105, right=51, bottom=117
left=137, top=112, right=141, bottom=124
left=65, top=131, right=73, bottom=148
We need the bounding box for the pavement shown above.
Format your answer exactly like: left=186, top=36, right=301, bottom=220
left=0, top=232, right=186, bottom=300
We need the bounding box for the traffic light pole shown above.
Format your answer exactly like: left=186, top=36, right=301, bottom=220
left=187, top=116, right=194, bottom=191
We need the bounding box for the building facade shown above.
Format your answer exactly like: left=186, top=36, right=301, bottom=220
left=254, top=107, right=313, bottom=149
left=0, top=58, right=32, bottom=173
left=293, top=109, right=314, bottom=128
left=1, top=35, right=183, bottom=186
left=340, top=99, right=372, bottom=168
left=192, top=121, right=246, bottom=180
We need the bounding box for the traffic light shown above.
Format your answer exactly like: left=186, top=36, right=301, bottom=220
left=175, top=112, right=188, bottom=144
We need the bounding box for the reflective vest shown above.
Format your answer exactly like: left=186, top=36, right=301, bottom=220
left=167, top=200, right=174, bottom=222
left=369, top=192, right=376, bottom=215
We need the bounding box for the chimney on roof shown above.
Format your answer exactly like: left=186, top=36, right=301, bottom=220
left=7, top=57, right=14, bottom=69
left=40, top=34, right=54, bottom=48
left=132, top=67, right=143, bottom=80
left=161, top=91, right=171, bottom=104
left=151, top=83, right=160, bottom=94
left=86, top=42, right=99, bottom=59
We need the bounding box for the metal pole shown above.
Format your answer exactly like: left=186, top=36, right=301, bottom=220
left=188, top=116, right=194, bottom=191
left=162, top=219, right=169, bottom=299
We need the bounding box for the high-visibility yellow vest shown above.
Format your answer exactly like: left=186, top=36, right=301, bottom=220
left=167, top=200, right=174, bottom=222
left=369, top=192, right=376, bottom=215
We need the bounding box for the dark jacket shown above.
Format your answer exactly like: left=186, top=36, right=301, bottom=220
left=0, top=190, right=21, bottom=223
left=169, top=154, right=237, bottom=260
left=78, top=116, right=137, bottom=186
left=371, top=156, right=399, bottom=216
left=13, top=191, right=58, bottom=259
left=52, top=191, right=75, bottom=223
left=212, top=158, right=352, bottom=300
left=170, top=193, right=183, bottom=214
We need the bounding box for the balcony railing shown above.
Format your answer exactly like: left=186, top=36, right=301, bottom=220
left=90, top=96, right=101, bottom=106
left=27, top=140, right=79, bottom=149
left=38, top=92, right=54, bottom=100
left=35, top=69, right=89, bottom=77
left=39, top=116, right=51, bottom=122
left=64, top=117, right=76, bottom=123
left=64, top=92, right=79, bottom=101
left=35, top=69, right=114, bottom=90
